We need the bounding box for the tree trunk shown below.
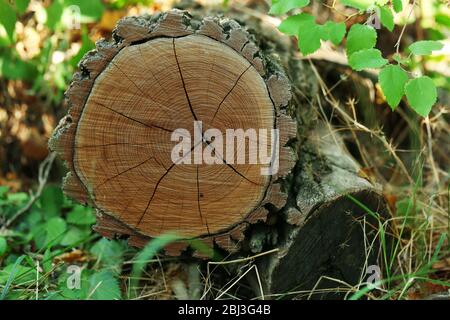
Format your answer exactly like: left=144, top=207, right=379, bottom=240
left=49, top=9, right=389, bottom=298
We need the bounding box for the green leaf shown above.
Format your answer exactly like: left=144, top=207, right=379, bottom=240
left=0, top=237, right=7, bottom=256
left=0, top=186, right=8, bottom=198
left=408, top=40, right=444, bottom=56
left=33, top=217, right=67, bottom=249
left=90, top=238, right=126, bottom=274
left=0, top=0, right=16, bottom=42
left=278, top=13, right=313, bottom=36
left=54, top=267, right=90, bottom=300
left=70, top=26, right=94, bottom=67
left=393, top=0, right=402, bottom=13
left=322, top=21, right=346, bottom=45
left=39, top=186, right=64, bottom=218
left=405, top=76, right=437, bottom=117
left=45, top=0, right=64, bottom=31
left=42, top=248, right=53, bottom=274
left=60, top=227, right=91, bottom=246
left=88, top=270, right=121, bottom=300
left=346, top=24, right=377, bottom=56
left=278, top=13, right=324, bottom=55
left=435, top=14, right=450, bottom=28
left=379, top=64, right=408, bottom=110
left=6, top=191, right=28, bottom=203
left=67, top=205, right=96, bottom=225
left=379, top=6, right=394, bottom=31
left=45, top=217, right=67, bottom=246
left=340, top=0, right=375, bottom=10
left=0, top=260, right=35, bottom=287
left=349, top=48, right=387, bottom=71
left=297, top=17, right=323, bottom=55
left=15, top=0, right=30, bottom=14
left=269, top=0, right=309, bottom=15
left=64, top=0, right=105, bottom=23
left=0, top=51, right=37, bottom=81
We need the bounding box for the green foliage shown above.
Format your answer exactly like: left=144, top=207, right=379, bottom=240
left=405, top=76, right=438, bottom=117
left=408, top=40, right=444, bottom=56
left=297, top=15, right=323, bottom=55
left=346, top=24, right=377, bottom=56
left=340, top=0, right=375, bottom=10
left=15, top=0, right=30, bottom=14
left=87, top=270, right=121, bottom=300
left=269, top=0, right=309, bottom=15
left=349, top=48, right=387, bottom=71
left=0, top=237, right=7, bottom=256
left=0, top=0, right=105, bottom=105
left=278, top=13, right=311, bottom=35
left=321, top=21, right=346, bottom=46
left=0, top=184, right=135, bottom=300
left=40, top=185, right=64, bottom=218
left=32, top=217, right=67, bottom=249
left=0, top=261, right=35, bottom=287
left=0, top=0, right=16, bottom=42
left=109, top=0, right=154, bottom=9
left=129, top=233, right=181, bottom=297
left=378, top=6, right=394, bottom=31
left=272, top=0, right=446, bottom=117
left=379, top=64, right=408, bottom=110
left=392, top=0, right=402, bottom=13
left=90, top=238, right=127, bottom=274
left=64, top=0, right=104, bottom=24
left=67, top=205, right=96, bottom=225
left=278, top=13, right=347, bottom=55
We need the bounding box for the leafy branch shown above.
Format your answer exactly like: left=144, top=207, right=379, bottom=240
left=271, top=0, right=445, bottom=117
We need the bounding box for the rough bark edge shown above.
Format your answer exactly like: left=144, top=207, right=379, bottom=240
left=49, top=9, right=297, bottom=257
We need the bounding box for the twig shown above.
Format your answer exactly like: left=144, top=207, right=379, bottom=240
left=3, top=152, right=57, bottom=228
left=395, top=0, right=417, bottom=55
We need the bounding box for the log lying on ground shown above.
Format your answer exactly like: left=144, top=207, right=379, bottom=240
left=49, top=9, right=389, bottom=297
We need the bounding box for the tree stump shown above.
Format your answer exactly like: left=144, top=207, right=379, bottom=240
left=50, top=9, right=389, bottom=298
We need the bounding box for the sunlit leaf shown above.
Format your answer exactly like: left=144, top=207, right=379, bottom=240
left=408, top=40, right=444, bottom=56
left=297, top=17, right=323, bottom=55
left=349, top=48, right=388, bottom=70
left=405, top=76, right=437, bottom=117
left=269, top=0, right=310, bottom=15
left=15, top=0, right=30, bottom=14
left=393, top=0, right=402, bottom=13
left=0, top=0, right=16, bottom=42
left=379, top=64, right=408, bottom=110
left=379, top=6, right=394, bottom=31
left=322, top=21, right=346, bottom=45
left=278, top=13, right=313, bottom=36
left=346, top=24, right=377, bottom=56
left=340, top=0, right=375, bottom=10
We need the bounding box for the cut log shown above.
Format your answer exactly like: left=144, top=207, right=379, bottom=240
left=49, top=9, right=390, bottom=297
left=49, top=10, right=296, bottom=254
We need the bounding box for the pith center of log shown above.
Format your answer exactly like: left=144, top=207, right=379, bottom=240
left=74, top=35, right=275, bottom=238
